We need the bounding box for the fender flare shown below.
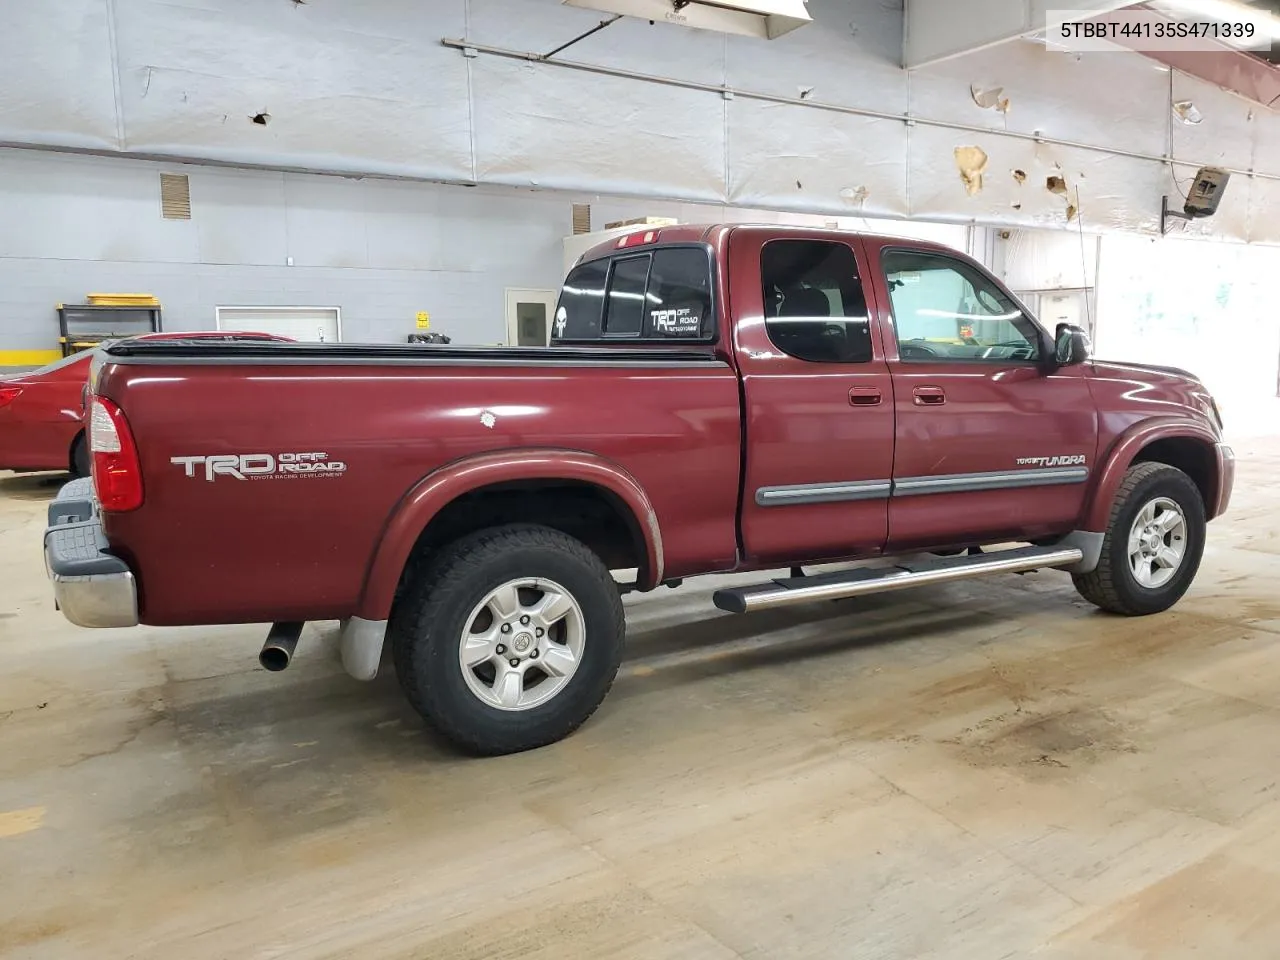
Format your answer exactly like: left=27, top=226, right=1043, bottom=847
left=356, top=448, right=664, bottom=621
left=1082, top=417, right=1221, bottom=531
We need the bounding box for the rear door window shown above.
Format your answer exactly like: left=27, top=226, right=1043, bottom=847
left=761, top=239, right=873, bottom=363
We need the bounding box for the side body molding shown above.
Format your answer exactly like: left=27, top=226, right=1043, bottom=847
left=1082, top=417, right=1223, bottom=532
left=356, top=449, right=664, bottom=621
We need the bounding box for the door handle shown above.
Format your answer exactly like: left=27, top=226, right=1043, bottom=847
left=913, top=385, right=946, bottom=406
left=848, top=386, right=882, bottom=406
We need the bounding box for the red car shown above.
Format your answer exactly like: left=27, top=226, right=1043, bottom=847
left=0, top=332, right=291, bottom=476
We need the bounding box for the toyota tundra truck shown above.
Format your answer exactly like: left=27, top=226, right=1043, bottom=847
left=42, top=224, right=1235, bottom=755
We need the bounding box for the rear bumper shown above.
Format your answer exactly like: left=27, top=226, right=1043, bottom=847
left=1213, top=442, right=1235, bottom=519
left=43, top=478, right=138, bottom=628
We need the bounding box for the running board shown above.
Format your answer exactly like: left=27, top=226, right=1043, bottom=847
left=712, top=545, right=1084, bottom=614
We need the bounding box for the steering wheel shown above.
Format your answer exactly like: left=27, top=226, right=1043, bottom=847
left=900, top=343, right=938, bottom=360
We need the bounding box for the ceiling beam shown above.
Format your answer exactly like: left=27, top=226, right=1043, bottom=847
left=904, top=0, right=1137, bottom=69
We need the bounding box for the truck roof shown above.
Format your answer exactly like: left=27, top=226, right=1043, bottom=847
left=575, top=222, right=955, bottom=266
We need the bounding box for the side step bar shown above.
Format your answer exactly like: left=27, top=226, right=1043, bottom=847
left=712, top=545, right=1084, bottom=614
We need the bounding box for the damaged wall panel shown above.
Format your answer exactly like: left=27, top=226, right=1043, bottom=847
left=909, top=39, right=1169, bottom=158
left=469, top=55, right=726, bottom=200
left=906, top=124, right=1167, bottom=233
left=1169, top=71, right=1256, bottom=174
left=113, top=0, right=474, bottom=180
left=0, top=0, right=121, bottom=150
left=3, top=0, right=1280, bottom=245
left=726, top=100, right=908, bottom=217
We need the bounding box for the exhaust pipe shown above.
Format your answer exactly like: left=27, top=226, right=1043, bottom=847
left=259, top=621, right=305, bottom=672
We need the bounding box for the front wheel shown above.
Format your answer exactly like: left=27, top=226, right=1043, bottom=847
left=1072, top=462, right=1206, bottom=616
left=390, top=524, right=625, bottom=755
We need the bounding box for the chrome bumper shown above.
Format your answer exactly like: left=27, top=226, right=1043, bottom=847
left=43, top=478, right=139, bottom=629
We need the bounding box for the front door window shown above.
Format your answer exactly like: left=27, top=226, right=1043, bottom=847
left=883, top=250, right=1041, bottom=362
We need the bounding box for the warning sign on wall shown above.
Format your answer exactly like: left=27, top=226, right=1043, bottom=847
left=415, top=311, right=430, bottom=330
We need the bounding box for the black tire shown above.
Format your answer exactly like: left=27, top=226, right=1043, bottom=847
left=70, top=433, right=90, bottom=478
left=1072, top=462, right=1206, bottom=616
left=390, top=524, right=625, bottom=756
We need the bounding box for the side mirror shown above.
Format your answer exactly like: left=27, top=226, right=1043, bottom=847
left=1054, top=323, right=1092, bottom=367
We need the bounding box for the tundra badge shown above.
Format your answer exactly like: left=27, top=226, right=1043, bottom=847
left=1015, top=455, right=1087, bottom=467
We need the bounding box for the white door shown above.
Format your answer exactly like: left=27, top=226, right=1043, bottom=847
left=215, top=306, right=341, bottom=343
left=505, top=289, right=558, bottom=346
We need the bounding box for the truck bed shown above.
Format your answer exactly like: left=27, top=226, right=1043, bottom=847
left=92, top=341, right=743, bottom=625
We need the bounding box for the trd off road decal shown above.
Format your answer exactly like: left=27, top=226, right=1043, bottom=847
left=649, top=306, right=702, bottom=337
left=1015, top=455, right=1087, bottom=468
left=171, top=452, right=347, bottom=482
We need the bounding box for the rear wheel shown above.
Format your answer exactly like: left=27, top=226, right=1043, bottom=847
left=70, top=433, right=89, bottom=478
left=1072, top=462, right=1205, bottom=616
left=390, top=524, right=625, bottom=755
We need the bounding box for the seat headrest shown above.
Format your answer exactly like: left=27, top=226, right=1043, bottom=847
left=777, top=286, right=832, bottom=318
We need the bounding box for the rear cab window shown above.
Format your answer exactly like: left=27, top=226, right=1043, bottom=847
left=554, top=246, right=715, bottom=344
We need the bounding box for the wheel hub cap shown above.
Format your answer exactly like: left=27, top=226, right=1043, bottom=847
left=1127, top=496, right=1187, bottom=590
left=458, top=578, right=586, bottom=712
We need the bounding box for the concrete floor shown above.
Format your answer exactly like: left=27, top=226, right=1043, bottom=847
left=2, top=441, right=1280, bottom=960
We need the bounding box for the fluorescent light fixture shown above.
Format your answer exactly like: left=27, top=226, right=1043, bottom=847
left=561, top=0, right=812, bottom=40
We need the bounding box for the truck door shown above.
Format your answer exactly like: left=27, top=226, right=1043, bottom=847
left=732, top=228, right=895, bottom=565
left=864, top=241, right=1097, bottom=551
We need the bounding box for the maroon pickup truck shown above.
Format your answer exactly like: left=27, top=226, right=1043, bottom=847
left=43, top=224, right=1234, bottom=755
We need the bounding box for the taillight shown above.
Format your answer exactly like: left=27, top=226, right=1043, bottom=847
left=89, top=397, right=143, bottom=512
left=0, top=385, right=21, bottom=409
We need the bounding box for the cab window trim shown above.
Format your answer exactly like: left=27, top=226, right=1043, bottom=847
left=879, top=246, right=1050, bottom=365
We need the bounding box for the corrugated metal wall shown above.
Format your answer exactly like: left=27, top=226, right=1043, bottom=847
left=3, top=0, right=1279, bottom=242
